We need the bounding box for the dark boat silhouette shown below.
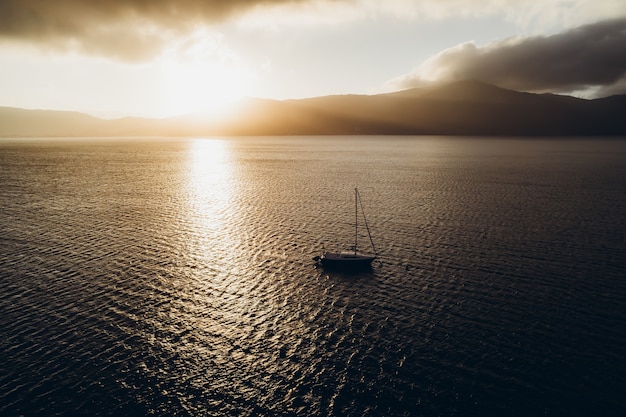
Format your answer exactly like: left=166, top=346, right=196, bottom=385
left=314, top=188, right=377, bottom=270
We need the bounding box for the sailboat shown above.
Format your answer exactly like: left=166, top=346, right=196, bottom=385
left=314, top=188, right=377, bottom=270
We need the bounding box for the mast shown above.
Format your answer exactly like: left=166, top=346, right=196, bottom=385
left=354, top=187, right=358, bottom=254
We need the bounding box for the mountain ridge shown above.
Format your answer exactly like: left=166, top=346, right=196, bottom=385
left=1, top=80, right=625, bottom=137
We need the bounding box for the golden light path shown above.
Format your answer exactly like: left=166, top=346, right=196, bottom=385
left=181, top=137, right=281, bottom=375
left=186, top=138, right=236, bottom=244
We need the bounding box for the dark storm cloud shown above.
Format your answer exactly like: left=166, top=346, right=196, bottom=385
left=0, top=0, right=306, bottom=60
left=392, top=17, right=626, bottom=97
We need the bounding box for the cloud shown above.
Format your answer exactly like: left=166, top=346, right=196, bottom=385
left=1, top=0, right=624, bottom=63
left=230, top=0, right=626, bottom=31
left=387, top=17, right=626, bottom=97
left=0, top=0, right=300, bottom=61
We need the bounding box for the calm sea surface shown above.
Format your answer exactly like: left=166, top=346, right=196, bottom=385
left=1, top=136, right=625, bottom=416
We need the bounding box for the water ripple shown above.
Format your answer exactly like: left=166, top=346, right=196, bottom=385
left=1, top=137, right=625, bottom=416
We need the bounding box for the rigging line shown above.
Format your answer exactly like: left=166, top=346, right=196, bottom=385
left=356, top=188, right=377, bottom=256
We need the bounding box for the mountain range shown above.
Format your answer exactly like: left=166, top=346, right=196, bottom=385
left=2, top=80, right=625, bottom=137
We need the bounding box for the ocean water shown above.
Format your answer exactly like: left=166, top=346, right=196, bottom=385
left=1, top=136, right=625, bottom=416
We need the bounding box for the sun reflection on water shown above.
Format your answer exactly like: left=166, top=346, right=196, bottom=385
left=183, top=138, right=269, bottom=353
left=187, top=138, right=235, bottom=237
left=181, top=138, right=315, bottom=376
left=184, top=137, right=256, bottom=289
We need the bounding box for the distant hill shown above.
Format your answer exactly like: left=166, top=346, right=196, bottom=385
left=1, top=81, right=625, bottom=137
left=0, top=107, right=107, bottom=137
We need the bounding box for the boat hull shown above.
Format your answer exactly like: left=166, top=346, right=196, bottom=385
left=318, top=252, right=375, bottom=270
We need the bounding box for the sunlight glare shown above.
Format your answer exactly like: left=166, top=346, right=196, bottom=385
left=188, top=138, right=232, bottom=205
left=186, top=138, right=237, bottom=243
left=160, top=29, right=254, bottom=117
left=163, top=62, right=250, bottom=116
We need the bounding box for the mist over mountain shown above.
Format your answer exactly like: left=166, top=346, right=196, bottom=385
left=2, top=81, right=625, bottom=137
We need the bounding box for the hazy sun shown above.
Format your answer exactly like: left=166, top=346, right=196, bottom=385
left=157, top=29, right=254, bottom=117
left=162, top=60, right=251, bottom=116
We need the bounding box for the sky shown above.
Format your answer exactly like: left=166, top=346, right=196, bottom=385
left=0, top=0, right=625, bottom=118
